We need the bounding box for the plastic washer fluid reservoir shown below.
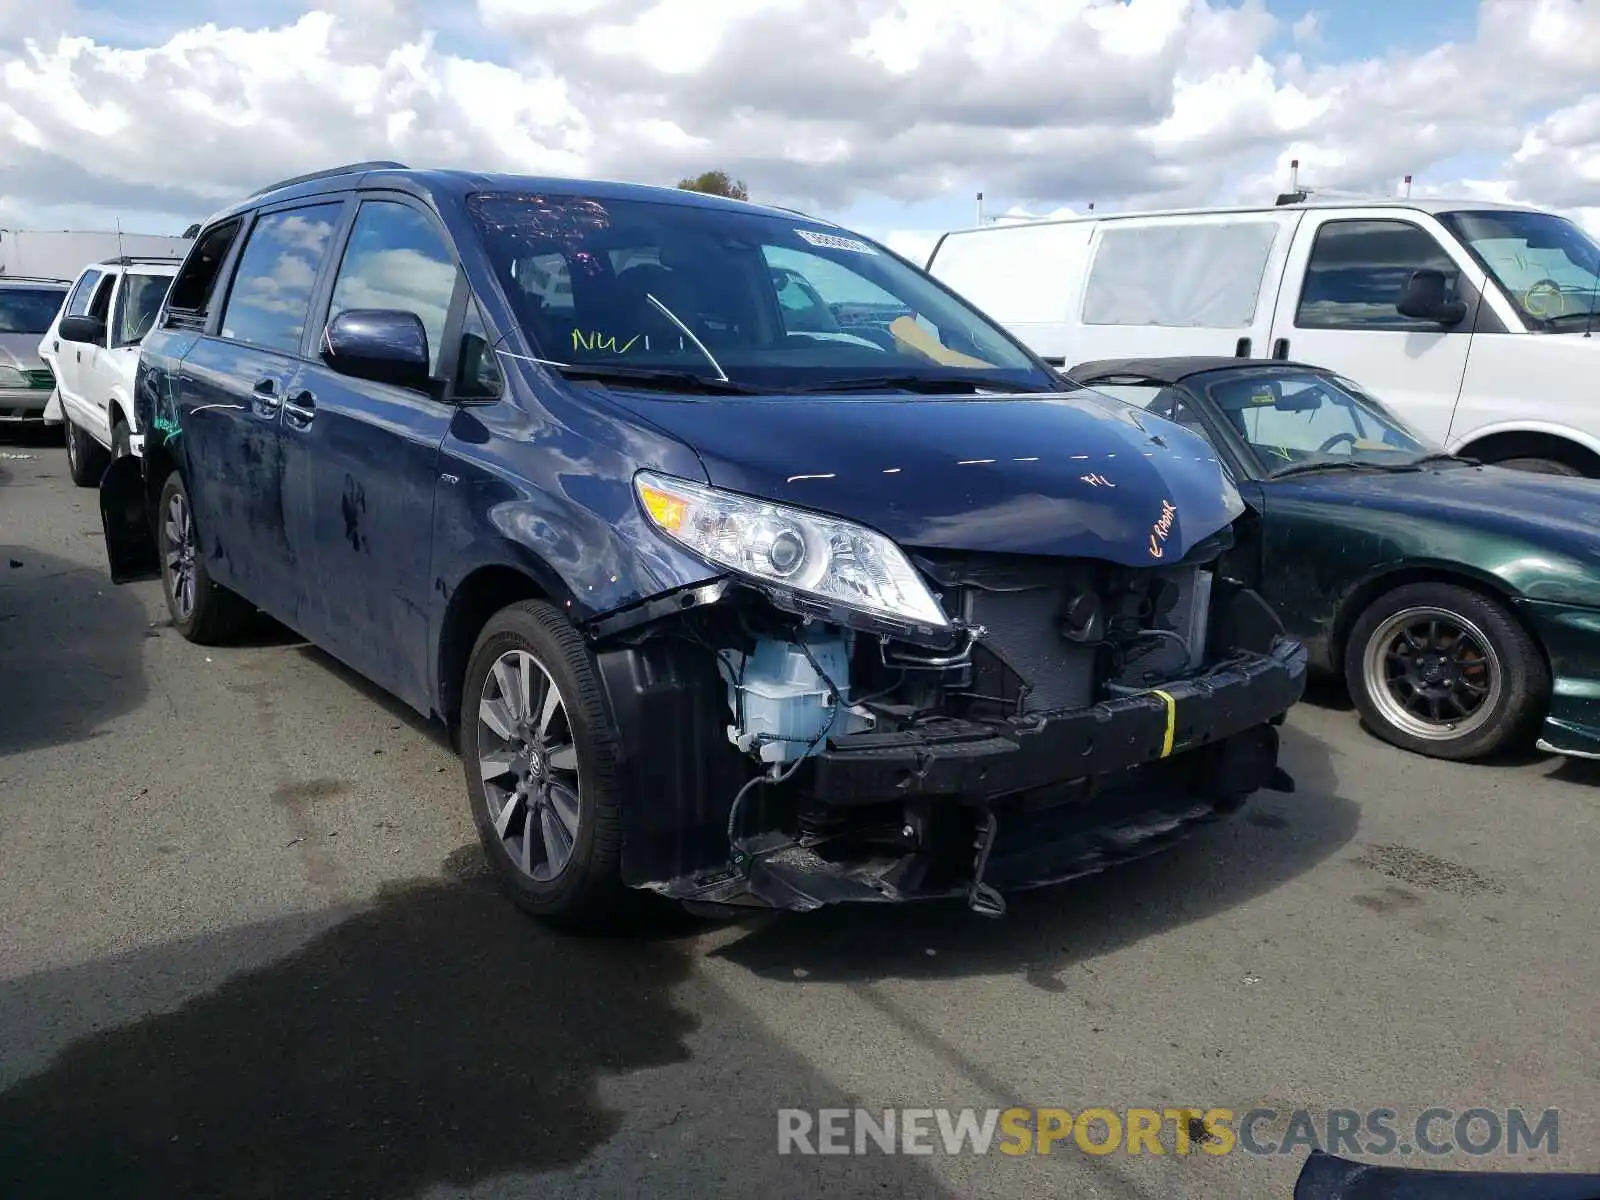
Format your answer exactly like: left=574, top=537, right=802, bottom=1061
left=726, top=628, right=870, bottom=764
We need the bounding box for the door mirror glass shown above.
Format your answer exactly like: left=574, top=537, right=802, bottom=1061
left=59, top=314, right=107, bottom=345
left=1395, top=268, right=1467, bottom=325
left=321, top=309, right=432, bottom=392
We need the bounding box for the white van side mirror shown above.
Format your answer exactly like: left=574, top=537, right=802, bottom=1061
left=1395, top=269, right=1467, bottom=326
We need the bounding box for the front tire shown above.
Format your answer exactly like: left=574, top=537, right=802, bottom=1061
left=1344, top=581, right=1548, bottom=761
left=64, top=417, right=108, bottom=487
left=157, top=469, right=252, bottom=644
left=461, top=600, right=636, bottom=929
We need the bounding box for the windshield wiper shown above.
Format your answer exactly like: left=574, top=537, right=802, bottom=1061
left=544, top=361, right=763, bottom=395
left=1408, top=451, right=1479, bottom=467
left=1269, top=460, right=1389, bottom=478
left=1536, top=311, right=1600, bottom=330
left=785, top=374, right=1053, bottom=395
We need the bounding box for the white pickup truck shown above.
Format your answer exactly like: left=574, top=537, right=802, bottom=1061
left=38, top=256, right=180, bottom=485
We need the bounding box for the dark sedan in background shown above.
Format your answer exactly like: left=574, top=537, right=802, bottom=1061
left=1068, top=356, right=1600, bottom=763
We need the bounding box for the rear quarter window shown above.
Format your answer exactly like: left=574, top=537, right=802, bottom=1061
left=1082, top=221, right=1281, bottom=328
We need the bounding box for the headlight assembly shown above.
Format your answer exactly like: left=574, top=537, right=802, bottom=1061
left=634, top=470, right=949, bottom=629
left=0, top=366, right=26, bottom=388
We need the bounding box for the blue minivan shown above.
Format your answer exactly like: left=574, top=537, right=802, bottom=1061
left=98, top=162, right=1306, bottom=928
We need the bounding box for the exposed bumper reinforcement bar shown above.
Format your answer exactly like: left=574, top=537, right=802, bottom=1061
left=805, top=636, right=1308, bottom=803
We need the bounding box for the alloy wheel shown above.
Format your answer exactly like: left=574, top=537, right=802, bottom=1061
left=1362, top=605, right=1502, bottom=741
left=164, top=490, right=197, bottom=621
left=476, top=649, right=582, bottom=882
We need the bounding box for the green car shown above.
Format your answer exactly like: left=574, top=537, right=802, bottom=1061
left=1069, top=356, right=1600, bottom=763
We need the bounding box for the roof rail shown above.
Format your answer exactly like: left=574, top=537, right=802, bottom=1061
left=246, top=160, right=409, bottom=200
left=98, top=254, right=185, bottom=266
left=0, top=273, right=72, bottom=284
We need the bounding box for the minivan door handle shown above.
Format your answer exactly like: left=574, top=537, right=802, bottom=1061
left=282, top=389, right=316, bottom=431
left=251, top=377, right=281, bottom=418
left=1271, top=337, right=1290, bottom=360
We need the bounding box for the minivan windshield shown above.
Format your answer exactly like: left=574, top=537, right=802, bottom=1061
left=0, top=287, right=68, bottom=336
left=1438, top=209, right=1600, bottom=329
left=466, top=191, right=1060, bottom=394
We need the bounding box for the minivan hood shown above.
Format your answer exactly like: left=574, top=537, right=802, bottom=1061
left=0, top=333, right=45, bottom=370
left=599, top=387, right=1242, bottom=565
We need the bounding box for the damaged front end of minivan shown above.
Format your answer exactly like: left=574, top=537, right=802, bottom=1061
left=585, top=467, right=1307, bottom=920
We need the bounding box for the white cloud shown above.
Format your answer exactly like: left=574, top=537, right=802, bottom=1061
left=0, top=0, right=1596, bottom=248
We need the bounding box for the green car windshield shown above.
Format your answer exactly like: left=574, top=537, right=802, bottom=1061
left=1201, top=371, right=1439, bottom=476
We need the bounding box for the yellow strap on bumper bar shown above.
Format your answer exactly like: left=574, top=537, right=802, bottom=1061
left=1149, top=688, right=1176, bottom=758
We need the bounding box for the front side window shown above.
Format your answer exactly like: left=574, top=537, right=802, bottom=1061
left=65, top=269, right=103, bottom=318
left=220, top=203, right=343, bottom=354
left=466, top=192, right=1055, bottom=394
left=0, top=287, right=68, bottom=335
left=1438, top=209, right=1600, bottom=330
left=87, top=274, right=115, bottom=325
left=1295, top=220, right=1462, bottom=330
left=114, top=273, right=173, bottom=346
left=1082, top=380, right=1212, bottom=441
left=1203, top=370, right=1435, bottom=475
left=327, top=200, right=459, bottom=375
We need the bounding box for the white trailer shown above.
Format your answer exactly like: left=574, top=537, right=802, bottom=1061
left=0, top=228, right=193, bottom=283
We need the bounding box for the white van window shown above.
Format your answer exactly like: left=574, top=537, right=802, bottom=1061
left=1082, top=222, right=1279, bottom=328
left=1295, top=220, right=1462, bottom=331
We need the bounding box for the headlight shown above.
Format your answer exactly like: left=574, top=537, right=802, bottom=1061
left=0, top=366, right=25, bottom=388
left=634, top=470, right=949, bottom=628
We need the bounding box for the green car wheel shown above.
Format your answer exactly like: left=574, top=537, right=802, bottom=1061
left=1344, top=581, right=1549, bottom=762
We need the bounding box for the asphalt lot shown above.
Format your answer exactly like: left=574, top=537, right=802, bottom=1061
left=2, top=431, right=1597, bottom=1199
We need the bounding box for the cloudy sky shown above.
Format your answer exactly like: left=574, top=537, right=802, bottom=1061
left=2, top=0, right=1598, bottom=264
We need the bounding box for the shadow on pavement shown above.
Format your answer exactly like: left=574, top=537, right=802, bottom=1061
left=0, top=852, right=958, bottom=1199
left=712, top=722, right=1356, bottom=987
left=0, top=543, right=149, bottom=758
left=297, top=641, right=454, bottom=750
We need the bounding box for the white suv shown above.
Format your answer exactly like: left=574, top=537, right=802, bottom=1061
left=40, top=255, right=180, bottom=485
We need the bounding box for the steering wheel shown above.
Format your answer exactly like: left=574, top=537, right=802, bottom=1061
left=1316, top=431, right=1359, bottom=454
left=1523, top=278, right=1566, bottom=319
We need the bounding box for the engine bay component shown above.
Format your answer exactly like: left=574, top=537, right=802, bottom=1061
left=724, top=625, right=875, bottom=763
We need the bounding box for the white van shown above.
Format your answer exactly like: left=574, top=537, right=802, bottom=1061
left=925, top=199, right=1600, bottom=477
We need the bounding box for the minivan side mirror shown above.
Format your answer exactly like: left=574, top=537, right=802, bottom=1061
left=321, top=309, right=432, bottom=392
left=1395, top=269, right=1467, bottom=326
left=58, top=314, right=107, bottom=345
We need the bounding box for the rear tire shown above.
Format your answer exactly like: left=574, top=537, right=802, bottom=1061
left=157, top=469, right=253, bottom=644
left=461, top=599, right=640, bottom=931
left=64, top=418, right=108, bottom=487
left=1492, top=456, right=1585, bottom=477
left=1343, top=581, right=1548, bottom=761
